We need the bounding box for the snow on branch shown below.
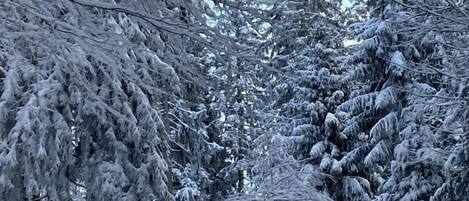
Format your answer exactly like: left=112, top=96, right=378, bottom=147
left=370, top=112, right=398, bottom=143
left=364, top=140, right=389, bottom=168
left=338, top=92, right=378, bottom=114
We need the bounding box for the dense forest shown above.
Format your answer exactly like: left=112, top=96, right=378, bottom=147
left=0, top=0, right=468, bottom=200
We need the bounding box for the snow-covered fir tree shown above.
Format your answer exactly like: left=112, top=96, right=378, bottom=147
left=342, top=0, right=469, bottom=200
left=0, top=0, right=178, bottom=200
left=0, top=0, right=244, bottom=200
left=225, top=0, right=351, bottom=200
left=200, top=1, right=273, bottom=199
left=367, top=1, right=469, bottom=200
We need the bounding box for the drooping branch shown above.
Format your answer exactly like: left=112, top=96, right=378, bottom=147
left=69, top=0, right=244, bottom=57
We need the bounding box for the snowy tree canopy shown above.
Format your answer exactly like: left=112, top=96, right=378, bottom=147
left=0, top=0, right=467, bottom=201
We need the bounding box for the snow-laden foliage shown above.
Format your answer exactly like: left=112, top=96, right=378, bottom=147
left=342, top=176, right=371, bottom=201
left=0, top=0, right=245, bottom=200
left=0, top=1, right=177, bottom=199
left=348, top=0, right=469, bottom=200
left=0, top=0, right=467, bottom=200
left=369, top=112, right=398, bottom=143
left=338, top=93, right=377, bottom=115
left=224, top=0, right=349, bottom=199
left=364, top=140, right=389, bottom=168
left=333, top=1, right=411, bottom=199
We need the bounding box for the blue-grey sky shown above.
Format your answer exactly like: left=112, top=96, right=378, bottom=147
left=342, top=0, right=352, bottom=10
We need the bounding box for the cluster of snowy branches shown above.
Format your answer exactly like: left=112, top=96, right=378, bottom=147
left=0, top=0, right=467, bottom=201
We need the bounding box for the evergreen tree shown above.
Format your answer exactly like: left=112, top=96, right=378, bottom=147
left=344, top=0, right=468, bottom=200
left=0, top=1, right=176, bottom=199
left=368, top=1, right=469, bottom=200
left=228, top=0, right=348, bottom=199
left=0, top=0, right=244, bottom=200
left=334, top=0, right=408, bottom=200
left=202, top=1, right=273, bottom=199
